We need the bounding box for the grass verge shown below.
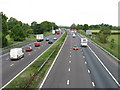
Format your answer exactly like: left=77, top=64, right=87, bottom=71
left=1, top=31, right=52, bottom=53
left=4, top=31, right=67, bottom=89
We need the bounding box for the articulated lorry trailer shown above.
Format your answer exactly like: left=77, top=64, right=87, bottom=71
left=36, top=34, right=44, bottom=42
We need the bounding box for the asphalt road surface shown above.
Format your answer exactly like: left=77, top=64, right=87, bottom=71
left=40, top=31, right=119, bottom=88
left=1, top=33, right=62, bottom=88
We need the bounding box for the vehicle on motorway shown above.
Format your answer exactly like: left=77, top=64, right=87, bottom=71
left=36, top=34, right=44, bottom=42
left=46, top=38, right=49, bottom=41
left=52, top=30, right=56, bottom=35
left=48, top=40, right=53, bottom=44
left=10, top=48, right=24, bottom=60
left=55, top=30, right=60, bottom=34
left=25, top=46, right=32, bottom=51
left=73, top=33, right=76, bottom=38
left=34, top=42, right=40, bottom=47
left=53, top=37, right=57, bottom=40
left=81, top=38, right=88, bottom=47
left=73, top=45, right=79, bottom=50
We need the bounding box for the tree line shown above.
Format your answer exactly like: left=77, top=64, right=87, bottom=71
left=70, top=23, right=120, bottom=44
left=1, top=12, right=58, bottom=47
left=70, top=23, right=120, bottom=31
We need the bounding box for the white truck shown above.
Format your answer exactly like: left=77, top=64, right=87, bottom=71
left=36, top=34, right=44, bottom=42
left=10, top=48, right=24, bottom=60
left=52, top=30, right=55, bottom=35
left=81, top=38, right=88, bottom=47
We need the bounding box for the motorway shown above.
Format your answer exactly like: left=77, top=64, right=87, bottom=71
left=40, top=30, right=119, bottom=88
left=1, top=33, right=62, bottom=88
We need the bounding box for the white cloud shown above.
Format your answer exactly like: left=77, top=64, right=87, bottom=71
left=0, top=0, right=119, bottom=26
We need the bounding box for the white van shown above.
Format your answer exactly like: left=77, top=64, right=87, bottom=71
left=81, top=38, right=88, bottom=47
left=10, top=48, right=24, bottom=60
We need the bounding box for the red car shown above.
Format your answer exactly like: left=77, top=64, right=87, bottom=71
left=73, top=45, right=79, bottom=50
left=34, top=42, right=40, bottom=47
left=25, top=46, right=32, bottom=51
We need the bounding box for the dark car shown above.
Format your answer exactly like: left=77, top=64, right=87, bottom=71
left=48, top=40, right=53, bottom=44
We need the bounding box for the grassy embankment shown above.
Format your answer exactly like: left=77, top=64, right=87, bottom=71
left=5, top=31, right=67, bottom=88
left=6, top=31, right=52, bottom=46
left=78, top=30, right=120, bottom=60
left=1, top=31, right=52, bottom=52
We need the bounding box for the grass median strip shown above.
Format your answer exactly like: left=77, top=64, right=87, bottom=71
left=4, top=31, right=67, bottom=89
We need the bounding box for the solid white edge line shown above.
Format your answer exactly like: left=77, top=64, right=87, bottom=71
left=88, top=45, right=120, bottom=87
left=1, top=33, right=64, bottom=89
left=92, top=82, right=95, bottom=87
left=78, top=33, right=120, bottom=87
left=39, top=34, right=68, bottom=89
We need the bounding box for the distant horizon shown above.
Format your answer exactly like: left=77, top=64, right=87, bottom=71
left=1, top=11, right=118, bottom=27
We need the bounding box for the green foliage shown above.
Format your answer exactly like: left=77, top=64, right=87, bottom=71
left=31, top=21, right=57, bottom=34
left=83, top=24, right=88, bottom=31
left=10, top=21, right=25, bottom=41
left=110, top=39, right=115, bottom=49
left=97, top=26, right=111, bottom=43
left=70, top=23, right=76, bottom=29
left=76, top=24, right=83, bottom=30
left=0, top=12, right=8, bottom=47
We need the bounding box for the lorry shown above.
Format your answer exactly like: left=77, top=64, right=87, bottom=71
left=55, top=30, right=60, bottom=34
left=52, top=30, right=55, bottom=35
left=10, top=48, right=24, bottom=60
left=81, top=38, right=88, bottom=47
left=36, top=34, right=44, bottom=42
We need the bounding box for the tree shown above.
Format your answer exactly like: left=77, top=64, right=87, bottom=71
left=0, top=12, right=8, bottom=47
left=31, top=21, right=38, bottom=34
left=22, top=23, right=33, bottom=37
left=98, top=26, right=111, bottom=43
left=10, top=21, right=26, bottom=41
left=70, top=23, right=76, bottom=29
left=83, top=24, right=88, bottom=32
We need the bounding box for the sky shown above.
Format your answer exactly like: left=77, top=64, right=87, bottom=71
left=0, top=0, right=119, bottom=26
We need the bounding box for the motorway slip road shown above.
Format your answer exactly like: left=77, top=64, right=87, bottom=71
left=40, top=31, right=119, bottom=88
left=1, top=34, right=62, bottom=88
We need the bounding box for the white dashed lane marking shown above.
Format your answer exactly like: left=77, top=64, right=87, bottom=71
left=88, top=70, right=90, bottom=73
left=83, top=56, right=85, bottom=58
left=69, top=61, right=71, bottom=63
left=6, top=58, right=9, bottom=60
left=10, top=64, right=14, bottom=67
left=67, top=80, right=70, bottom=85
left=68, top=68, right=71, bottom=71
